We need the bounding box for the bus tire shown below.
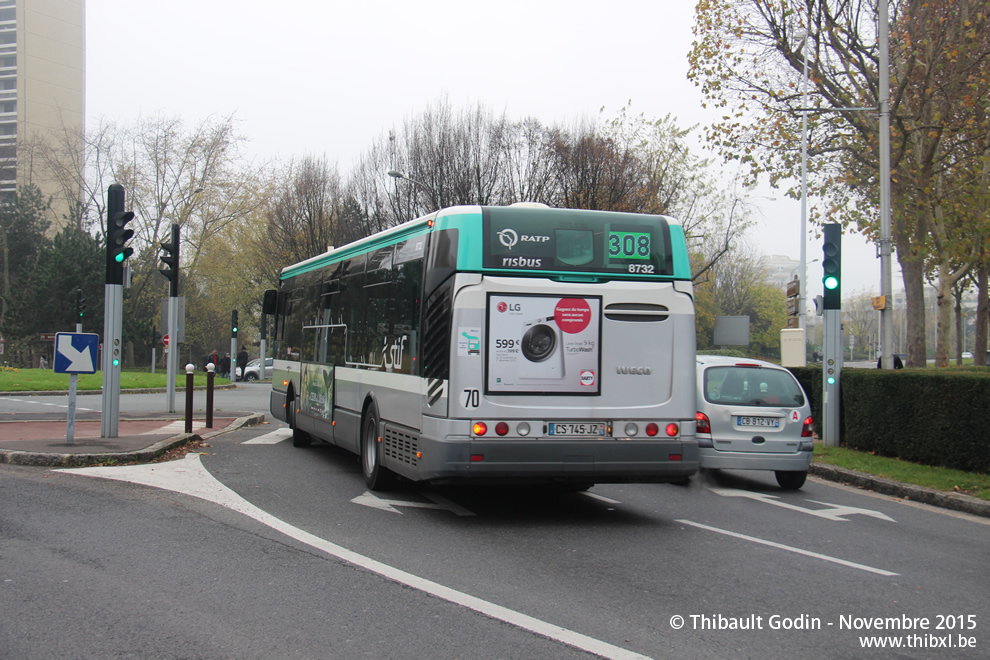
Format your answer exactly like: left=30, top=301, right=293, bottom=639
left=361, top=403, right=396, bottom=490
left=287, top=391, right=311, bottom=447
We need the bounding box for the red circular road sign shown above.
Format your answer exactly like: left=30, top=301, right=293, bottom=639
left=162, top=334, right=170, bottom=347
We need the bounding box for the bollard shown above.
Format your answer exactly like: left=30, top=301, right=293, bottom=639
left=184, top=363, right=195, bottom=434
left=206, top=362, right=215, bottom=428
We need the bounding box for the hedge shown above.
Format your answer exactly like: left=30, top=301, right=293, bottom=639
left=788, top=366, right=990, bottom=474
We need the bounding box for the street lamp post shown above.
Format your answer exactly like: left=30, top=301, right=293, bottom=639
left=796, top=31, right=810, bottom=342
left=387, top=169, right=429, bottom=190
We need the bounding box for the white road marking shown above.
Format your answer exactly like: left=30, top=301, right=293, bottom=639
left=351, top=490, right=475, bottom=516
left=676, top=519, right=899, bottom=576
left=5, top=398, right=96, bottom=411
left=242, top=428, right=293, bottom=444
left=710, top=488, right=897, bottom=522
left=142, top=420, right=210, bottom=435
left=58, top=455, right=649, bottom=660
left=582, top=492, right=622, bottom=505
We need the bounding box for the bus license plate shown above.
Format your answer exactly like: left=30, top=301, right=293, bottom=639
left=548, top=422, right=606, bottom=437
left=737, top=416, right=779, bottom=428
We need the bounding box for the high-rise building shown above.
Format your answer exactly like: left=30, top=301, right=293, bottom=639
left=1, top=0, right=84, bottom=226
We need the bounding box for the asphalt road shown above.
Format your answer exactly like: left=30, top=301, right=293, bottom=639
left=2, top=385, right=987, bottom=658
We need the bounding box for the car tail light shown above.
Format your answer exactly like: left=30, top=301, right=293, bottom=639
left=696, top=412, right=711, bottom=434
left=473, top=422, right=488, bottom=436
left=801, top=416, right=813, bottom=438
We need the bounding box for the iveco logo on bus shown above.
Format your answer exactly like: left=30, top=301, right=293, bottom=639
left=497, top=228, right=550, bottom=250
left=616, top=366, right=652, bottom=375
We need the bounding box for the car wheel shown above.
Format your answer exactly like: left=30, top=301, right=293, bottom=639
left=775, top=470, right=807, bottom=490
left=361, top=403, right=396, bottom=490
left=246, top=372, right=258, bottom=381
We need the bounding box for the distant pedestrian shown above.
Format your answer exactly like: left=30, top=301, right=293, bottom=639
left=219, top=353, right=231, bottom=379
left=209, top=349, right=219, bottom=370
left=237, top=346, right=249, bottom=381
left=39, top=355, right=48, bottom=370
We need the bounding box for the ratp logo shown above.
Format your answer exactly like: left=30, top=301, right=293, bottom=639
left=497, top=228, right=518, bottom=250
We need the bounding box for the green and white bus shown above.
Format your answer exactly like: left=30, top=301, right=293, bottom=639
left=265, top=203, right=698, bottom=489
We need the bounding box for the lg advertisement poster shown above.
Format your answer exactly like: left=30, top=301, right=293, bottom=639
left=487, top=294, right=602, bottom=394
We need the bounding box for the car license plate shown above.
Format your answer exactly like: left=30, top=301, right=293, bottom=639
left=547, top=422, right=606, bottom=437
left=737, top=416, right=780, bottom=428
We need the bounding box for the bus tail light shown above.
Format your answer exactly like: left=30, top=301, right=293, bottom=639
left=473, top=422, right=488, bottom=436
left=645, top=423, right=659, bottom=437
left=665, top=423, right=679, bottom=437
left=495, top=422, right=509, bottom=436
left=801, top=416, right=814, bottom=438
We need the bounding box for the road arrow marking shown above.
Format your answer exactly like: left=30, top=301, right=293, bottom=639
left=57, top=334, right=94, bottom=372
left=710, top=488, right=896, bottom=522
left=351, top=490, right=475, bottom=516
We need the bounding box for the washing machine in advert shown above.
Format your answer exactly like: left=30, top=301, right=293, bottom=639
left=518, top=315, right=565, bottom=379
left=486, top=293, right=601, bottom=394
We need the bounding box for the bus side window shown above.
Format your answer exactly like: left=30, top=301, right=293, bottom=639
left=424, top=228, right=459, bottom=296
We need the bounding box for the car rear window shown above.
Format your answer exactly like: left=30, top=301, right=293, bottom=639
left=703, top=366, right=805, bottom=407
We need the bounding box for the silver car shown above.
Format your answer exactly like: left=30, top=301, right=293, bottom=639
left=241, top=357, right=273, bottom=381
left=695, top=355, right=813, bottom=489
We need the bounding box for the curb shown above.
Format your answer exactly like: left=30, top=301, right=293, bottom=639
left=810, top=463, right=990, bottom=519
left=0, top=413, right=266, bottom=468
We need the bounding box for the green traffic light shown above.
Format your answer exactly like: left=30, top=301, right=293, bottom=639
left=112, top=358, right=120, bottom=367
left=827, top=375, right=836, bottom=385
left=824, top=275, right=839, bottom=290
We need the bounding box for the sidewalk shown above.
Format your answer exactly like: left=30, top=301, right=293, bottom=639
left=0, top=411, right=265, bottom=467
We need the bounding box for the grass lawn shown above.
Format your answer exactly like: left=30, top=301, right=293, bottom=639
left=814, top=443, right=990, bottom=501
left=0, top=367, right=230, bottom=392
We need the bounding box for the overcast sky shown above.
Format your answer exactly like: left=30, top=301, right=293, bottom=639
left=85, top=0, right=890, bottom=300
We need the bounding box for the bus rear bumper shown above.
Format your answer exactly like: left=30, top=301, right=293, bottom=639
left=411, top=437, right=698, bottom=484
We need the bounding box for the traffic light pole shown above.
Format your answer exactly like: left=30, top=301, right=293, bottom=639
left=101, top=183, right=133, bottom=438
left=166, top=295, right=179, bottom=412
left=101, top=282, right=122, bottom=437
left=160, top=224, right=181, bottom=413
left=230, top=309, right=238, bottom=382
left=822, top=309, right=843, bottom=447
left=821, top=223, right=842, bottom=447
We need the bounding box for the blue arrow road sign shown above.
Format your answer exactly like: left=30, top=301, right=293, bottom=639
left=54, top=332, right=100, bottom=374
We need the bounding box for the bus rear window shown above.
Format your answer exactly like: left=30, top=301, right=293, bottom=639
left=481, top=207, right=673, bottom=276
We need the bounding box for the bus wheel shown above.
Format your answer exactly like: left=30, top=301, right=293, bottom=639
left=362, top=404, right=396, bottom=490
left=287, top=394, right=311, bottom=447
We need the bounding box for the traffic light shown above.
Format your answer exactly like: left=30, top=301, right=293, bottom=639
left=822, top=223, right=841, bottom=310
left=105, top=184, right=135, bottom=285
left=159, top=224, right=180, bottom=297
left=76, top=288, right=85, bottom=320
left=231, top=309, right=238, bottom=337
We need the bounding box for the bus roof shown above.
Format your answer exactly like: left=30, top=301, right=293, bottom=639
left=280, top=204, right=688, bottom=281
